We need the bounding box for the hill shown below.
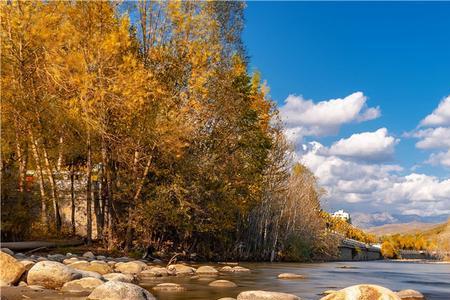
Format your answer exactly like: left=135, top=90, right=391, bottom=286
left=367, top=221, right=439, bottom=236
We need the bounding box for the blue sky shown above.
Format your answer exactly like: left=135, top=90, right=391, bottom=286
left=243, top=2, right=450, bottom=226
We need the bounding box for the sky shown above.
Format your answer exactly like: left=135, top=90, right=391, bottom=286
left=243, top=2, right=450, bottom=227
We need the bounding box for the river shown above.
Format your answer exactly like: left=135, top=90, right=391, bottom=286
left=143, top=261, right=450, bottom=300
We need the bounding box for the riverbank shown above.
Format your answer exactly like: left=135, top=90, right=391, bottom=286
left=2, top=248, right=446, bottom=300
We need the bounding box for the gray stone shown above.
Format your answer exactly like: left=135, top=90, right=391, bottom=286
left=87, top=281, right=156, bottom=300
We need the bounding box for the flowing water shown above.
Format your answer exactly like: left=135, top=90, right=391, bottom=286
left=143, top=261, right=450, bottom=300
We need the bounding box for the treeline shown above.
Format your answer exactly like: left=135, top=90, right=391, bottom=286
left=380, top=234, right=434, bottom=259
left=323, top=213, right=377, bottom=244
left=1, top=1, right=336, bottom=261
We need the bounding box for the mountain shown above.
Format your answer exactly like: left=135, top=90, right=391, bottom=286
left=351, top=212, right=449, bottom=229
left=366, top=221, right=439, bottom=236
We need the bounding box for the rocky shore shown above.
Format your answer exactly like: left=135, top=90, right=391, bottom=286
left=0, top=249, right=426, bottom=300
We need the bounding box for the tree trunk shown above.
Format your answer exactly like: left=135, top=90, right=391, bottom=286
left=86, top=132, right=93, bottom=244
left=70, top=163, right=76, bottom=236
left=42, top=144, right=62, bottom=234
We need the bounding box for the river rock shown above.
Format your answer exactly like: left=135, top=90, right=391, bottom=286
left=237, top=291, right=300, bottom=300
left=278, top=273, right=305, bottom=279
left=48, top=254, right=66, bottom=262
left=115, top=261, right=144, bottom=274
left=1, top=248, right=14, bottom=256
left=19, top=260, right=36, bottom=271
left=27, top=261, right=81, bottom=289
left=218, top=298, right=236, bottom=300
left=0, top=251, right=26, bottom=285
left=96, top=256, right=107, bottom=261
left=76, top=270, right=103, bottom=280
left=61, top=277, right=104, bottom=293
left=167, top=264, right=196, bottom=275
left=103, top=273, right=136, bottom=283
left=83, top=251, right=96, bottom=259
left=87, top=281, right=156, bottom=300
left=221, top=266, right=250, bottom=273
left=396, top=289, right=425, bottom=300
left=153, top=283, right=185, bottom=292
left=197, top=266, right=219, bottom=275
left=320, top=284, right=401, bottom=300
left=140, top=267, right=169, bottom=277
left=209, top=279, right=237, bottom=288
left=69, top=261, right=112, bottom=275
left=63, top=257, right=80, bottom=265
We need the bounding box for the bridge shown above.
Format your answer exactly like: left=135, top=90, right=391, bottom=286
left=338, top=237, right=382, bottom=261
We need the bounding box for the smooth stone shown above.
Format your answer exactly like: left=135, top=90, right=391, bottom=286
left=278, top=273, right=305, bottom=279
left=63, top=257, right=80, bottom=265
left=83, top=252, right=96, bottom=259
left=114, top=261, right=144, bottom=274
left=396, top=289, right=425, bottom=300
left=61, top=277, right=104, bottom=293
left=19, top=260, right=36, bottom=271
left=196, top=266, right=219, bottom=274
left=0, top=251, right=26, bottom=285
left=221, top=266, right=250, bottom=273
left=76, top=269, right=103, bottom=280
left=18, top=281, right=28, bottom=286
left=1, top=248, right=14, bottom=256
left=47, top=254, right=66, bottom=262
left=153, top=259, right=162, bottom=263
left=87, top=281, right=156, bottom=300
left=320, top=284, right=401, bottom=300
left=96, top=256, right=107, bottom=260
left=140, top=267, right=169, bottom=277
left=209, top=280, right=237, bottom=288
left=27, top=261, right=81, bottom=289
left=69, top=261, right=113, bottom=275
left=237, top=291, right=301, bottom=300
left=107, top=261, right=116, bottom=267
left=103, top=273, right=136, bottom=283
left=167, top=264, right=195, bottom=275
left=153, top=282, right=185, bottom=292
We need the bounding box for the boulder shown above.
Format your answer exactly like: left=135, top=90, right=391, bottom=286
left=18, top=281, right=27, bottom=287
left=96, top=256, right=107, bottom=261
left=76, top=270, right=103, bottom=280
left=83, top=251, right=96, bottom=259
left=320, top=284, right=401, bottom=300
left=63, top=257, right=80, bottom=265
left=277, top=273, right=305, bottom=279
left=209, top=280, right=237, bottom=288
left=27, top=261, right=81, bottom=289
left=115, top=261, right=144, bottom=274
left=153, top=283, right=185, bottom=292
left=1, top=248, right=14, bottom=256
left=221, top=266, right=250, bottom=273
left=237, top=291, right=300, bottom=300
left=69, top=261, right=113, bottom=275
left=196, top=266, right=219, bottom=275
left=396, top=289, right=425, bottom=300
left=103, top=273, right=136, bottom=283
left=19, top=260, right=36, bottom=271
left=139, top=267, right=169, bottom=277
left=167, top=264, right=196, bottom=275
left=47, top=254, right=66, bottom=262
left=0, top=280, right=10, bottom=287
left=220, top=266, right=234, bottom=272
left=61, top=277, right=104, bottom=293
left=0, top=251, right=26, bottom=285
left=87, top=281, right=156, bottom=300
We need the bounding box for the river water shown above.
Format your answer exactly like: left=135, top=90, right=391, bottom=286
left=142, top=261, right=450, bottom=300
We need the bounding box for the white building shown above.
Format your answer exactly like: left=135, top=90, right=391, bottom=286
left=332, top=209, right=350, bottom=222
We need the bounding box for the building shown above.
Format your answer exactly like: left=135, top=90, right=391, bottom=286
left=332, top=209, right=351, bottom=223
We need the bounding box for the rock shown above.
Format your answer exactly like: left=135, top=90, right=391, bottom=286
left=220, top=266, right=234, bottom=272
left=1, top=248, right=14, bottom=256
left=0, top=251, right=26, bottom=285
left=139, top=267, right=169, bottom=277
left=278, top=273, right=305, bottom=279
left=115, top=261, right=144, bottom=274
left=27, top=261, right=81, bottom=289
left=320, top=290, right=336, bottom=296
left=320, top=284, right=401, bottom=300
left=221, top=266, right=250, bottom=273
left=69, top=261, right=113, bottom=275
left=153, top=259, right=162, bottom=263
left=15, top=253, right=27, bottom=259
left=218, top=298, right=236, bottom=300
left=103, top=273, right=136, bottom=283
left=396, top=289, right=425, bottom=300
left=87, top=281, right=156, bottom=300
left=167, top=264, right=196, bottom=275
left=153, top=283, right=185, bottom=292
left=63, top=257, right=80, bottom=265
left=83, top=251, right=96, bottom=259
left=61, top=277, right=104, bottom=293
left=37, top=256, right=47, bottom=262
left=209, top=280, right=237, bottom=288
left=96, top=256, right=107, bottom=260
left=0, top=280, right=10, bottom=287
left=19, top=260, right=36, bottom=271
left=116, top=256, right=131, bottom=262
left=18, top=281, right=27, bottom=286
left=196, top=266, right=219, bottom=275
left=237, top=291, right=300, bottom=300
left=76, top=270, right=103, bottom=280
left=28, top=284, right=45, bottom=290
left=107, top=261, right=117, bottom=267
left=47, top=254, right=66, bottom=262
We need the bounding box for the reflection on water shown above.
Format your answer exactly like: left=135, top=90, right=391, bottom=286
left=141, top=261, right=450, bottom=300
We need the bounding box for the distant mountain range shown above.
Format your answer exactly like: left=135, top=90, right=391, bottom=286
left=366, top=221, right=439, bottom=236
left=351, top=212, right=449, bottom=229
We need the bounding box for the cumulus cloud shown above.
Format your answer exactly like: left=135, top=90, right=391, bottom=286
left=427, top=150, right=450, bottom=167
left=420, top=95, right=450, bottom=127
left=328, top=128, right=399, bottom=162
left=413, top=127, right=450, bottom=149
left=299, top=142, right=450, bottom=217
left=280, top=92, right=380, bottom=142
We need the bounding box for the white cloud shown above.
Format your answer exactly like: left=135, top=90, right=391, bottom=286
left=299, top=142, right=450, bottom=217
left=413, top=127, right=450, bottom=149
left=328, top=128, right=399, bottom=161
left=420, top=95, right=450, bottom=127
left=427, top=150, right=450, bottom=167
left=280, top=92, right=380, bottom=142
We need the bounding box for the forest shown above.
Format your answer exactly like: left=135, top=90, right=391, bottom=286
left=1, top=1, right=340, bottom=261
